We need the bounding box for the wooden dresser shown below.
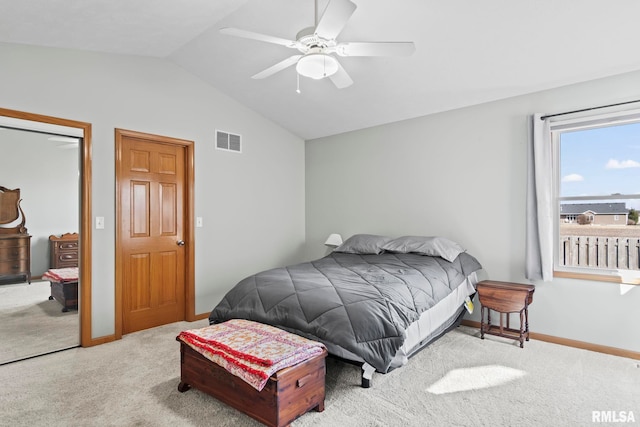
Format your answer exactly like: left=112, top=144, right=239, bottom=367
left=0, top=234, right=31, bottom=283
left=49, top=233, right=79, bottom=269
left=0, top=186, right=30, bottom=284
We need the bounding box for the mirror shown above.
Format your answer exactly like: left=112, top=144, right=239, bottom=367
left=0, top=126, right=80, bottom=364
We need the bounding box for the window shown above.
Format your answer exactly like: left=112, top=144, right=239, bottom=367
left=551, top=111, right=640, bottom=282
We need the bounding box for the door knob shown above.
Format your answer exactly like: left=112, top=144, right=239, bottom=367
left=177, top=240, right=185, bottom=246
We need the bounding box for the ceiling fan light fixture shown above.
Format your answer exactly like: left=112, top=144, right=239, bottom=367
left=296, top=53, right=339, bottom=79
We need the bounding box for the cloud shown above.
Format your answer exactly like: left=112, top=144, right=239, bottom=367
left=562, top=173, right=584, bottom=182
left=605, top=159, right=640, bottom=169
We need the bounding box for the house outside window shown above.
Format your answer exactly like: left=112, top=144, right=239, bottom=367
left=551, top=110, right=640, bottom=282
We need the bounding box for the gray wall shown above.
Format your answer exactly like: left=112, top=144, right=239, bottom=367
left=0, top=128, right=79, bottom=276
left=0, top=42, right=305, bottom=339
left=3, top=39, right=638, bottom=354
left=305, top=70, right=640, bottom=353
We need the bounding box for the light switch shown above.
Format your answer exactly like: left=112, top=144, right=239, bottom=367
left=196, top=217, right=203, bottom=228
left=96, top=216, right=105, bottom=229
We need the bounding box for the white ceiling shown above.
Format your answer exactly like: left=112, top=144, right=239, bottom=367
left=2, top=0, right=640, bottom=140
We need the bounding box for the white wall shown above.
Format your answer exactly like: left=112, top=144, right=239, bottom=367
left=0, top=42, right=305, bottom=339
left=0, top=128, right=79, bottom=276
left=306, top=70, right=640, bottom=353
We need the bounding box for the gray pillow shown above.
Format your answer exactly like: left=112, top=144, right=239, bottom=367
left=381, top=236, right=465, bottom=262
left=333, top=234, right=392, bottom=255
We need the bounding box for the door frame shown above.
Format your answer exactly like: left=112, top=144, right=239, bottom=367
left=114, top=128, right=196, bottom=339
left=0, top=107, right=93, bottom=347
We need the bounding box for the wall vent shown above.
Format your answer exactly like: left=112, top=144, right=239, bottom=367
left=216, top=130, right=242, bottom=153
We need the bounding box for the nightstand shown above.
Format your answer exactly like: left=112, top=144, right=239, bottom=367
left=49, top=233, right=79, bottom=269
left=477, top=280, right=535, bottom=348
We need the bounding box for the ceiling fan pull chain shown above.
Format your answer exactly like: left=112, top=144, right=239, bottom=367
left=296, top=73, right=301, bottom=94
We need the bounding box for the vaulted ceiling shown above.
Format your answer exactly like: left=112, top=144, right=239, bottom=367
left=2, top=0, right=640, bottom=139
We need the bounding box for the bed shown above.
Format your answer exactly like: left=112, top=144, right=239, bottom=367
left=209, top=234, right=482, bottom=387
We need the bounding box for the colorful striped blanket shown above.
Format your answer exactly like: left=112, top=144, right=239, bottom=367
left=42, top=267, right=78, bottom=283
left=177, top=319, right=325, bottom=391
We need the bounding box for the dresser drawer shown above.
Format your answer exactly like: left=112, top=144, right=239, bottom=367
left=54, top=241, right=79, bottom=251
left=53, top=252, right=79, bottom=268
left=0, top=245, right=29, bottom=260
left=0, top=237, right=29, bottom=249
left=0, top=259, right=29, bottom=274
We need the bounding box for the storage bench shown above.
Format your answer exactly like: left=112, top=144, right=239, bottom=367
left=177, top=340, right=326, bottom=427
left=48, top=280, right=78, bottom=312
left=42, top=267, right=79, bottom=312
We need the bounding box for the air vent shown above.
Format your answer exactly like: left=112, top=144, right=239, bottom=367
left=216, top=130, right=242, bottom=153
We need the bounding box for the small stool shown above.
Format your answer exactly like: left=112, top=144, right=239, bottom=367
left=477, top=280, right=535, bottom=348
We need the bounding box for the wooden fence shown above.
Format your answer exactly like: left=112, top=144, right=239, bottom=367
left=559, top=236, right=640, bottom=270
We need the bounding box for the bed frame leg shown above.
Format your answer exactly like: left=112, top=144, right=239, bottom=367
left=178, top=381, right=191, bottom=393
left=361, top=362, right=375, bottom=388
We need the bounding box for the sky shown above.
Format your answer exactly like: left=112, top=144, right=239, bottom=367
left=560, top=121, right=640, bottom=210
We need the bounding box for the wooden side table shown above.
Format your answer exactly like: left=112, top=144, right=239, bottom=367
left=477, top=280, right=535, bottom=348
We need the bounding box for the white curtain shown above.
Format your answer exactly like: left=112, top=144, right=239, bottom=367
left=525, top=114, right=554, bottom=281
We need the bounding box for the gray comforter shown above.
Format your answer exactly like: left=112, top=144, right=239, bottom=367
left=209, top=252, right=482, bottom=373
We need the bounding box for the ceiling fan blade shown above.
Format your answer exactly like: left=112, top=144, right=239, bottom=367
left=329, top=61, right=353, bottom=89
left=251, top=55, right=303, bottom=79
left=314, top=0, right=357, bottom=40
left=336, top=42, right=416, bottom=57
left=220, top=27, right=297, bottom=48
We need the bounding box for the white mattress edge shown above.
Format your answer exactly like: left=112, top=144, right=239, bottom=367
left=389, top=271, right=479, bottom=368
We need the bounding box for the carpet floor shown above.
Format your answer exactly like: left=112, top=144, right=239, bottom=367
left=1, top=321, right=638, bottom=426
left=0, top=280, right=79, bottom=364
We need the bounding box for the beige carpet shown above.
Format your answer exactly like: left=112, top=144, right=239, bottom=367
left=1, top=321, right=638, bottom=426
left=0, top=280, right=79, bottom=364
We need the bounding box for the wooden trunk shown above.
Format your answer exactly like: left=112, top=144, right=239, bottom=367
left=49, top=280, right=78, bottom=312
left=177, top=341, right=326, bottom=427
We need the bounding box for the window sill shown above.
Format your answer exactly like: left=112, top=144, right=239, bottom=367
left=554, top=270, right=640, bottom=285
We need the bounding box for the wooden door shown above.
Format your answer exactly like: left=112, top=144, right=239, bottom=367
left=118, top=132, right=187, bottom=334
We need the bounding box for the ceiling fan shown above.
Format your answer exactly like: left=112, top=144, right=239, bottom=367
left=220, top=0, right=415, bottom=89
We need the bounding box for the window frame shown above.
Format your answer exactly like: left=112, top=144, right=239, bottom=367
left=550, top=108, right=640, bottom=285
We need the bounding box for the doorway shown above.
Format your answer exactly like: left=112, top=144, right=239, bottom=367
left=114, top=129, right=195, bottom=337
left=0, top=107, right=92, bottom=364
